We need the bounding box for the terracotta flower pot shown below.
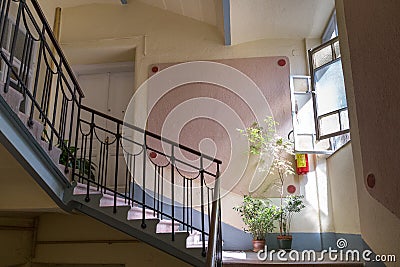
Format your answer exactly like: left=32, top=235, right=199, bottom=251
left=252, top=239, right=266, bottom=252
left=277, top=235, right=292, bottom=250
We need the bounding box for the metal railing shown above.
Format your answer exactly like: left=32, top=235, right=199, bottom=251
left=0, top=0, right=222, bottom=265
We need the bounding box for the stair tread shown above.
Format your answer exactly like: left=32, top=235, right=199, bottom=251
left=0, top=84, right=23, bottom=113
left=17, top=112, right=44, bottom=141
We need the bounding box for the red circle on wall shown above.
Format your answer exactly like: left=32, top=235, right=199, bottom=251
left=367, top=173, right=376, bottom=188
left=149, top=152, right=157, bottom=158
left=152, top=66, right=159, bottom=73
left=287, top=185, right=296, bottom=194
left=278, top=59, right=286, bottom=67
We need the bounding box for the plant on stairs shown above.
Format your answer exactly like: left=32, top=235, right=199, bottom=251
left=42, top=130, right=96, bottom=180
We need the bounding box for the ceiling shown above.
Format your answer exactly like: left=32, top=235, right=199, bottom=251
left=56, top=0, right=335, bottom=45
left=137, top=0, right=220, bottom=27
left=230, top=0, right=335, bottom=44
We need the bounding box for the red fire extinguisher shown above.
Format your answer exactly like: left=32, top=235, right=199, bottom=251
left=296, top=154, right=309, bottom=175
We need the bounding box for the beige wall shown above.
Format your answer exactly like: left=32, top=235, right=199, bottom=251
left=0, top=217, right=34, bottom=266
left=0, top=144, right=59, bottom=212
left=336, top=0, right=400, bottom=265
left=33, top=213, right=189, bottom=267
left=0, top=214, right=189, bottom=266
left=326, top=143, right=360, bottom=234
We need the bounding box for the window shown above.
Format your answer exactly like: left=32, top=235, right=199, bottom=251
left=291, top=32, right=350, bottom=154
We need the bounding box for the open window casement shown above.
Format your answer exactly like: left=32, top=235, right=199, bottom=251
left=309, top=36, right=349, bottom=140
left=291, top=37, right=350, bottom=154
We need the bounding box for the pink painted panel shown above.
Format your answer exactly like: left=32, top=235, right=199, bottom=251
left=146, top=57, right=291, bottom=193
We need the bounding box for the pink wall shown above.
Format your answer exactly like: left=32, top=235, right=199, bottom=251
left=146, top=57, right=291, bottom=193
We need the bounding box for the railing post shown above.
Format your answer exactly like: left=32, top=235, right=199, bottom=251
left=114, top=123, right=120, bottom=214
left=72, top=94, right=82, bottom=182
left=141, top=132, right=147, bottom=229
left=206, top=163, right=221, bottom=267
left=200, top=155, right=206, bottom=257
left=85, top=111, right=95, bottom=202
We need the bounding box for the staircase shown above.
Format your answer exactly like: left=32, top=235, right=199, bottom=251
left=0, top=0, right=222, bottom=266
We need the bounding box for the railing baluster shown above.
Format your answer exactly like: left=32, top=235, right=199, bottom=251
left=113, top=124, right=120, bottom=214
left=28, top=26, right=44, bottom=127
left=200, top=155, right=206, bottom=256
left=4, top=0, right=22, bottom=94
left=153, top=165, right=157, bottom=216
left=171, top=144, right=175, bottom=241
left=141, top=133, right=147, bottom=228
left=160, top=165, right=164, bottom=220
left=125, top=152, right=129, bottom=203
left=131, top=155, right=136, bottom=204
left=182, top=177, right=185, bottom=231
left=87, top=111, right=95, bottom=188
left=48, top=58, right=61, bottom=150
left=190, top=178, right=193, bottom=233
left=156, top=166, right=161, bottom=218
left=83, top=134, right=89, bottom=201
left=104, top=137, right=109, bottom=194
left=0, top=0, right=11, bottom=47
left=97, top=142, right=103, bottom=191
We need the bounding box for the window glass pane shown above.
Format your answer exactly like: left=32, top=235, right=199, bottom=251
left=319, top=113, right=340, bottom=136
left=334, top=41, right=341, bottom=58
left=331, top=133, right=351, bottom=151
left=340, top=109, right=349, bottom=130
left=314, top=138, right=331, bottom=151
left=295, top=134, right=314, bottom=151
left=314, top=60, right=347, bottom=116
left=294, top=93, right=315, bottom=134
left=313, top=46, right=333, bottom=69
left=293, top=77, right=309, bottom=93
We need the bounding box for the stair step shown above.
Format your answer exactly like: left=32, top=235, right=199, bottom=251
left=39, top=140, right=62, bottom=164
left=71, top=193, right=102, bottom=208
left=157, top=231, right=189, bottom=245
left=128, top=205, right=157, bottom=220
left=73, top=182, right=102, bottom=195
left=17, top=112, right=44, bottom=141
left=100, top=193, right=132, bottom=207
left=0, top=83, right=23, bottom=113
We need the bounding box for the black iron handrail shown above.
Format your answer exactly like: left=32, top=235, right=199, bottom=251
left=81, top=105, right=222, bottom=165
left=29, top=0, right=84, bottom=98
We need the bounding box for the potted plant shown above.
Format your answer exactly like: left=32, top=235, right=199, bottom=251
left=42, top=130, right=96, bottom=180
left=275, top=195, right=305, bottom=250
left=58, top=140, right=96, bottom=181
left=233, top=195, right=277, bottom=252
left=239, top=117, right=305, bottom=250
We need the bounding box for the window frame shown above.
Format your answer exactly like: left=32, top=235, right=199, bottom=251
left=308, top=36, right=350, bottom=141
